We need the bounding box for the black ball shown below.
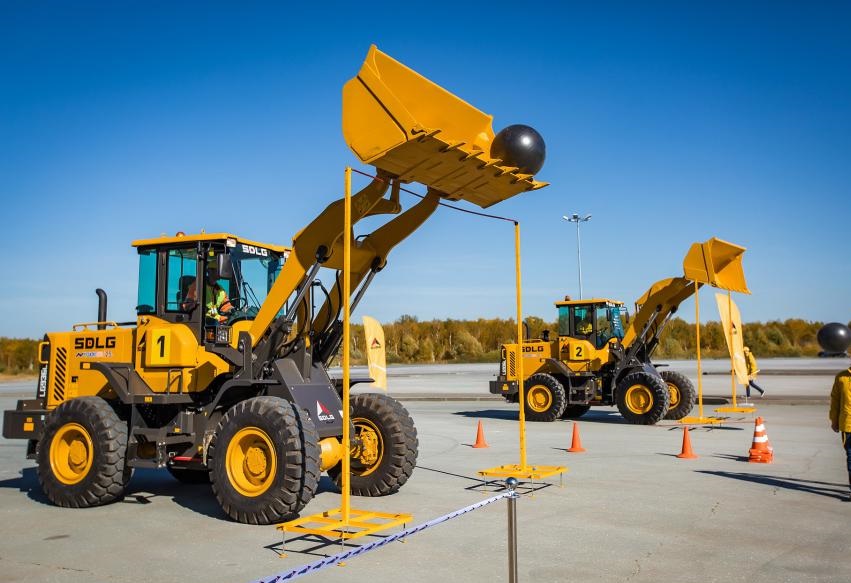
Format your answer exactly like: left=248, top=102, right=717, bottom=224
left=817, top=322, right=851, bottom=354
left=490, top=124, right=546, bottom=175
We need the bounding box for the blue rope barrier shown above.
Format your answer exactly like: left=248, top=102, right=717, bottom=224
left=249, top=492, right=512, bottom=583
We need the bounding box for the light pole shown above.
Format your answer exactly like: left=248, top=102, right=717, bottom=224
left=562, top=213, right=592, bottom=299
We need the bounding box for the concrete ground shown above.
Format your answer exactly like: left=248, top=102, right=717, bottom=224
left=1, top=360, right=849, bottom=583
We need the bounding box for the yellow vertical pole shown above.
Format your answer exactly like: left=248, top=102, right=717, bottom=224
left=514, top=222, right=527, bottom=471
left=694, top=282, right=703, bottom=418
left=342, top=167, right=352, bottom=523
left=728, top=290, right=738, bottom=407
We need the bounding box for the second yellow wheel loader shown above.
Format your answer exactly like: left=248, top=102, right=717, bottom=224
left=490, top=238, right=749, bottom=424
left=1, top=46, right=548, bottom=523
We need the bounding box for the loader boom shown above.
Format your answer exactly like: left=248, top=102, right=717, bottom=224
left=621, top=237, right=750, bottom=356
left=247, top=45, right=548, bottom=354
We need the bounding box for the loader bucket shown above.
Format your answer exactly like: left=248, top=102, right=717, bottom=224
left=682, top=237, right=750, bottom=293
left=343, top=45, right=548, bottom=208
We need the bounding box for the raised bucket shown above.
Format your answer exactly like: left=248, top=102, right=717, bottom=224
left=682, top=237, right=750, bottom=293
left=342, top=45, right=547, bottom=208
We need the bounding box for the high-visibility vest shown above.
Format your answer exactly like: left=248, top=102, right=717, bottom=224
left=205, top=284, right=228, bottom=319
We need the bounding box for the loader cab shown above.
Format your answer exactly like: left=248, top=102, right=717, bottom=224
left=133, top=233, right=288, bottom=343
left=556, top=298, right=626, bottom=350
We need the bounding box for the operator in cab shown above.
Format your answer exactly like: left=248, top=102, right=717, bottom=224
left=183, top=267, right=233, bottom=323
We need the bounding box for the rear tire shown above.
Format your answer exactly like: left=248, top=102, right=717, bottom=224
left=209, top=397, right=320, bottom=524
left=523, top=373, right=566, bottom=422
left=661, top=370, right=696, bottom=420
left=37, top=397, right=128, bottom=508
left=328, top=393, right=417, bottom=496
left=615, top=371, right=669, bottom=425
left=561, top=404, right=591, bottom=419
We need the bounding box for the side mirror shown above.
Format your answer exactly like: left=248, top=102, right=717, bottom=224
left=217, top=253, right=234, bottom=279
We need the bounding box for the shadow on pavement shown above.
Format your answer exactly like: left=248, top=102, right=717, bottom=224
left=0, top=466, right=51, bottom=505
left=451, top=409, right=625, bottom=424
left=697, top=470, right=849, bottom=500
left=124, top=468, right=225, bottom=519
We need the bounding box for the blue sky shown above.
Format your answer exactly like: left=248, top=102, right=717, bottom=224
left=2, top=2, right=850, bottom=338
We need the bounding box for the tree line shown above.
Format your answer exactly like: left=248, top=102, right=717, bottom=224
left=346, top=315, right=842, bottom=364
left=0, top=317, right=842, bottom=375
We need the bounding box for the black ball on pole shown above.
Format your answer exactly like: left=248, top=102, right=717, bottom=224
left=490, top=124, right=546, bottom=175
left=817, top=322, right=851, bottom=354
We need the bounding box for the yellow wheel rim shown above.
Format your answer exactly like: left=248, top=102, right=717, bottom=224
left=225, top=427, right=277, bottom=497
left=527, top=385, right=553, bottom=413
left=50, top=423, right=94, bottom=485
left=351, top=418, right=383, bottom=477
left=667, top=382, right=680, bottom=409
left=625, top=384, right=654, bottom=414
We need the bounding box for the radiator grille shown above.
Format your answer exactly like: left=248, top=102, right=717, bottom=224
left=507, top=350, right=516, bottom=378
left=53, top=347, right=67, bottom=402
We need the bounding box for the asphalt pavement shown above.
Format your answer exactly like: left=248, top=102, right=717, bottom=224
left=0, top=360, right=848, bottom=583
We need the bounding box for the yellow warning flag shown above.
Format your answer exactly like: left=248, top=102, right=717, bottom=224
left=362, top=315, right=387, bottom=390
left=715, top=293, right=748, bottom=385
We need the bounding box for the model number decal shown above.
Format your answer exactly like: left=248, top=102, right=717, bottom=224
left=241, top=244, right=269, bottom=257
left=37, top=365, right=48, bottom=398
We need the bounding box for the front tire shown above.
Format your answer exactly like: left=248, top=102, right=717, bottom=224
left=327, top=393, right=417, bottom=496
left=523, top=373, right=566, bottom=422
left=661, top=370, right=697, bottom=420
left=615, top=371, right=669, bottom=425
left=37, top=397, right=128, bottom=508
left=209, top=397, right=320, bottom=525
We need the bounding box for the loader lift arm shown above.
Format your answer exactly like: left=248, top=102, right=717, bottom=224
left=620, top=237, right=751, bottom=361
left=244, top=44, right=549, bottom=368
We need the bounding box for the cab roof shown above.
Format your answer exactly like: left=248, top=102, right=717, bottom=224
left=554, top=298, right=624, bottom=307
left=131, top=232, right=289, bottom=253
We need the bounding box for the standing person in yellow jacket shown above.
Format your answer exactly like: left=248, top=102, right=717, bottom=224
left=829, top=366, right=851, bottom=502
left=743, top=346, right=766, bottom=398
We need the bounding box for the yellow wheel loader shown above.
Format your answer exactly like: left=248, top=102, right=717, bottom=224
left=490, top=238, right=749, bottom=425
left=2, top=46, right=547, bottom=523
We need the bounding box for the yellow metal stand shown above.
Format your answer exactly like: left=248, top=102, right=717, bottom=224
left=479, top=223, right=566, bottom=482
left=277, top=168, right=411, bottom=549
left=680, top=283, right=725, bottom=425
left=715, top=291, right=755, bottom=414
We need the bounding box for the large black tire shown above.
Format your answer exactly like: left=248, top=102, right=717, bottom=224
left=167, top=466, right=210, bottom=484
left=523, top=373, right=566, bottom=422
left=661, top=370, right=697, bottom=420
left=615, top=371, right=670, bottom=425
left=561, top=404, right=591, bottom=419
left=209, top=397, right=320, bottom=525
left=328, top=393, right=417, bottom=497
left=37, top=397, right=128, bottom=508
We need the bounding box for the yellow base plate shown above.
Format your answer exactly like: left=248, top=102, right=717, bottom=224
left=277, top=507, right=412, bottom=541
left=714, top=406, right=756, bottom=413
left=678, top=416, right=726, bottom=425
left=478, top=464, right=567, bottom=480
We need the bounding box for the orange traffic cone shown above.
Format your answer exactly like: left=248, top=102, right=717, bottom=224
left=567, top=422, right=586, bottom=453
left=472, top=420, right=489, bottom=448
left=676, top=427, right=698, bottom=459
left=748, top=417, right=774, bottom=463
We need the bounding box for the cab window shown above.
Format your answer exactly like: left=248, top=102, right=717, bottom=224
left=558, top=306, right=571, bottom=336
left=165, top=248, right=198, bottom=312
left=137, top=249, right=157, bottom=314
left=596, top=308, right=613, bottom=348
left=571, top=305, right=594, bottom=337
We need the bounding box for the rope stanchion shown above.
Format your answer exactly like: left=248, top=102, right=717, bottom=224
left=251, top=491, right=513, bottom=583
